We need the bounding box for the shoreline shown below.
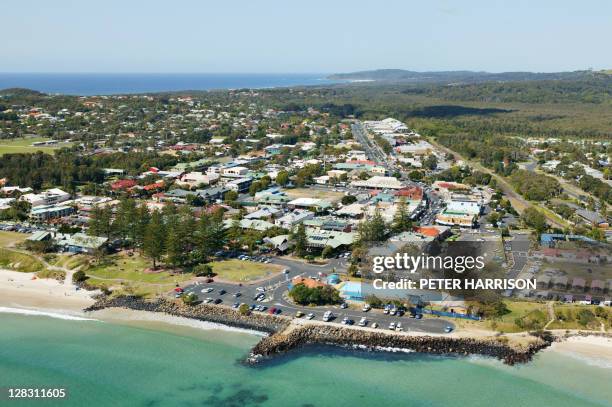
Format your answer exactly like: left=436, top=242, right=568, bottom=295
left=1, top=270, right=611, bottom=367
left=85, top=295, right=552, bottom=365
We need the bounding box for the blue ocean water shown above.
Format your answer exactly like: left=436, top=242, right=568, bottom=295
left=1, top=312, right=611, bottom=407
left=0, top=73, right=340, bottom=95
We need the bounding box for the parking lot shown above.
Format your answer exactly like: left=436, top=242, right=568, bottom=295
left=180, top=260, right=455, bottom=335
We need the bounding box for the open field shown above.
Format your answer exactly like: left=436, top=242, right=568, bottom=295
left=209, top=259, right=283, bottom=282
left=284, top=188, right=345, bottom=203
left=84, top=253, right=194, bottom=297
left=0, top=137, right=71, bottom=156
left=0, top=230, right=29, bottom=247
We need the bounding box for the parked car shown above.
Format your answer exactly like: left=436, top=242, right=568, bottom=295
left=444, top=326, right=453, bottom=333
left=358, top=317, right=367, bottom=327
left=306, top=313, right=315, bottom=320
left=295, top=311, right=304, bottom=318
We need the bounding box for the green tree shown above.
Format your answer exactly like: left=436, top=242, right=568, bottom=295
left=276, top=170, right=290, bottom=186
left=521, top=207, right=547, bottom=234
left=341, top=195, right=357, bottom=205
left=293, top=223, right=308, bottom=257
left=391, top=198, right=412, bottom=233
left=143, top=210, right=165, bottom=269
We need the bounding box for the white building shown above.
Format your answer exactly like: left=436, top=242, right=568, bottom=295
left=351, top=176, right=403, bottom=190
left=176, top=172, right=219, bottom=188
left=21, top=188, right=70, bottom=207
left=275, top=209, right=314, bottom=229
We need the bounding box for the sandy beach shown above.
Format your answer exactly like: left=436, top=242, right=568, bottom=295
left=0, top=269, right=95, bottom=315
left=548, top=334, right=612, bottom=367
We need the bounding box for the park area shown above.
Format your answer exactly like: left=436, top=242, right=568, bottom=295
left=209, top=259, right=283, bottom=282
left=0, top=137, right=71, bottom=155
left=83, top=252, right=195, bottom=297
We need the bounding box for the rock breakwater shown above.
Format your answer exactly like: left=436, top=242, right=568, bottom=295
left=84, top=295, right=289, bottom=334
left=86, top=296, right=552, bottom=365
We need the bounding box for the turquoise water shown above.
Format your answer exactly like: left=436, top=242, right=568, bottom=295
left=1, top=313, right=611, bottom=407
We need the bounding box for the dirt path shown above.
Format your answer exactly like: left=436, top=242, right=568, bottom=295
left=544, top=301, right=555, bottom=330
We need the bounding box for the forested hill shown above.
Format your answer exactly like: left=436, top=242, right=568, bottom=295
left=328, top=69, right=610, bottom=84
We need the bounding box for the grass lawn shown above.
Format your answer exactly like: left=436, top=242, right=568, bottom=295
left=209, top=259, right=283, bottom=282
left=0, top=231, right=29, bottom=247
left=0, top=137, right=71, bottom=156
left=84, top=253, right=194, bottom=297
left=0, top=247, right=46, bottom=273
left=284, top=188, right=345, bottom=203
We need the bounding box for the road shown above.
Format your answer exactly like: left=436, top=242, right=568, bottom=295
left=351, top=122, right=388, bottom=165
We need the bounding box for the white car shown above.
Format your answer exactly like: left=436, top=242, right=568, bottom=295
left=256, top=287, right=266, bottom=292
left=358, top=317, right=367, bottom=327
left=362, top=304, right=371, bottom=312
left=306, top=313, right=315, bottom=320
left=201, top=287, right=214, bottom=293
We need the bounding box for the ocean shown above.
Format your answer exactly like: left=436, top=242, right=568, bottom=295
left=1, top=312, right=611, bottom=407
left=0, top=73, right=340, bottom=96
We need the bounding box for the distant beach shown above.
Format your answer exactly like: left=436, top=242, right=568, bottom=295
left=0, top=73, right=341, bottom=96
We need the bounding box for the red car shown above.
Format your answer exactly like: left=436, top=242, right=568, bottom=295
left=268, top=307, right=277, bottom=315
left=174, top=287, right=184, bottom=293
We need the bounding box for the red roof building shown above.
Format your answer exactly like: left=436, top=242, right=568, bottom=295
left=143, top=180, right=164, bottom=191
left=395, top=186, right=423, bottom=200
left=111, top=179, right=137, bottom=191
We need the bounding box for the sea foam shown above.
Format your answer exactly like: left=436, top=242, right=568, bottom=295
left=0, top=306, right=98, bottom=321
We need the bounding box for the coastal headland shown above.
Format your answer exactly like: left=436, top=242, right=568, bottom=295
left=85, top=295, right=554, bottom=366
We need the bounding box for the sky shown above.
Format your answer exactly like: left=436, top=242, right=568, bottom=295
left=2, top=0, right=611, bottom=73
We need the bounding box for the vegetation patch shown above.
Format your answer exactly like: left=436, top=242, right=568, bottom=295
left=0, top=247, right=46, bottom=273
left=36, top=268, right=66, bottom=281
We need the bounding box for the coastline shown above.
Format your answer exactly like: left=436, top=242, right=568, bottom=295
left=1, top=270, right=611, bottom=367
left=0, top=269, right=95, bottom=316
